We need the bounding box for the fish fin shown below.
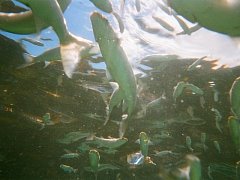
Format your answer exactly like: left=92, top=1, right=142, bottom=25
left=104, top=83, right=122, bottom=126
left=109, top=82, right=119, bottom=91
left=17, top=53, right=35, bottom=69
left=173, top=13, right=190, bottom=35
left=177, top=24, right=202, bottom=35
left=88, top=43, right=100, bottom=55
left=122, top=99, right=128, bottom=113
left=119, top=114, right=128, bottom=138
left=60, top=35, right=99, bottom=78
left=106, top=69, right=112, bottom=81
left=23, top=53, right=34, bottom=64
left=43, top=61, right=51, bottom=68
left=100, top=93, right=109, bottom=106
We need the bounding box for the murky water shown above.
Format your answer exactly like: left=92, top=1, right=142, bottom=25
left=1, top=56, right=240, bottom=179
left=1, top=0, right=240, bottom=180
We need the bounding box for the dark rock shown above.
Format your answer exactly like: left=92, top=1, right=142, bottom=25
left=0, top=34, right=26, bottom=69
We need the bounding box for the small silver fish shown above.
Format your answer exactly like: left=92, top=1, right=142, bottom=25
left=211, top=108, right=223, bottom=133
left=57, top=131, right=90, bottom=145
left=153, top=150, right=179, bottom=157
left=87, top=135, right=128, bottom=149
left=199, top=96, right=205, bottom=108
left=18, top=37, right=44, bottom=47
left=213, top=88, right=220, bottom=102
left=20, top=113, right=45, bottom=130
left=60, top=153, right=80, bottom=159
left=146, top=95, right=167, bottom=110
left=173, top=81, right=186, bottom=102
left=173, top=13, right=190, bottom=35
left=42, top=113, right=54, bottom=125
left=152, top=15, right=174, bottom=32
left=140, top=54, right=178, bottom=63
left=187, top=106, right=194, bottom=118
left=186, top=136, right=193, bottom=152
left=200, top=132, right=208, bottom=152
left=19, top=48, right=61, bottom=69
left=40, top=37, right=52, bottom=41
left=185, top=83, right=204, bottom=96
left=213, top=141, right=221, bottom=153
left=59, top=164, right=77, bottom=173
left=207, top=166, right=214, bottom=180
left=200, top=133, right=206, bottom=144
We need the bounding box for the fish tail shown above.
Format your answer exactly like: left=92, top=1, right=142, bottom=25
left=23, top=53, right=34, bottom=64
left=119, top=115, right=128, bottom=138
left=88, top=44, right=100, bottom=55
left=86, top=133, right=96, bottom=141
left=17, top=53, right=35, bottom=68
left=60, top=34, right=100, bottom=78
left=60, top=42, right=80, bottom=78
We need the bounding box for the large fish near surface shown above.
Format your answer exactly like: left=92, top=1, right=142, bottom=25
left=0, top=0, right=71, bottom=34
left=230, top=77, right=240, bottom=118
left=1, top=0, right=98, bottom=78
left=168, top=0, right=240, bottom=36
left=90, top=12, right=137, bottom=132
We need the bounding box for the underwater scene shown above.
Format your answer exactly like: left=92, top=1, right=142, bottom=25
left=1, top=0, right=240, bottom=179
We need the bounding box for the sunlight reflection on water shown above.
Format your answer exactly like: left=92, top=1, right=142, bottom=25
left=2, top=0, right=240, bottom=70
left=112, top=0, right=240, bottom=69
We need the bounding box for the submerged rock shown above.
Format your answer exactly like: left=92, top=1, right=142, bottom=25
left=0, top=34, right=26, bottom=69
